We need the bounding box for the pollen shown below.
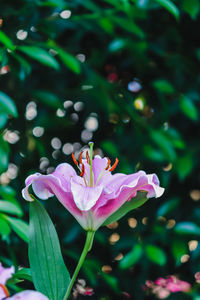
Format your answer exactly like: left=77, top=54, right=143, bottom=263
left=109, top=158, right=119, bottom=172
left=72, top=152, right=78, bottom=165
left=86, top=151, right=90, bottom=165
left=0, top=284, right=9, bottom=297
left=105, top=158, right=111, bottom=170
left=80, top=163, right=85, bottom=177
left=79, top=151, right=83, bottom=164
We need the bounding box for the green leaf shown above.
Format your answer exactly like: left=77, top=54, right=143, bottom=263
left=175, top=154, right=193, bottom=180
left=145, top=244, right=167, bottom=266
left=119, top=244, right=143, bottom=269
left=32, top=90, right=61, bottom=109
left=57, top=49, right=81, bottom=74
left=103, top=192, right=148, bottom=226
left=152, top=79, right=175, bottom=94
left=0, top=114, right=7, bottom=128
left=29, top=199, right=70, bottom=300
left=174, top=222, right=200, bottom=235
left=0, top=31, right=15, bottom=51
left=180, top=95, right=198, bottom=121
left=18, top=46, right=60, bottom=70
left=156, top=198, right=179, bottom=217
left=13, top=268, right=32, bottom=282
left=154, top=0, right=180, bottom=20
left=182, top=0, right=200, bottom=19
left=0, top=215, right=11, bottom=237
left=0, top=200, right=23, bottom=216
left=172, top=239, right=187, bottom=266
left=0, top=135, right=9, bottom=174
left=0, top=91, right=18, bottom=117
left=5, top=216, right=29, bottom=242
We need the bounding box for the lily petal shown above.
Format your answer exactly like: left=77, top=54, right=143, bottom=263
left=71, top=177, right=103, bottom=211
left=7, top=290, right=49, bottom=300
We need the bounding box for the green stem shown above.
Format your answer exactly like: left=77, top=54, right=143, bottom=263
left=63, top=231, right=95, bottom=300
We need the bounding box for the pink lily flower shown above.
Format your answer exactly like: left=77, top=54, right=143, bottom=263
left=7, top=290, right=49, bottom=299
left=22, top=143, right=164, bottom=231
left=0, top=263, right=14, bottom=300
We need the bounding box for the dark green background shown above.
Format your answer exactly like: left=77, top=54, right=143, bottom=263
left=0, top=0, right=200, bottom=299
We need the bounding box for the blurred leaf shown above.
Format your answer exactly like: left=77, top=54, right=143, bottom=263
left=143, top=145, right=165, bottom=162
left=154, top=0, right=180, bottom=20
left=18, top=46, right=60, bottom=70
left=0, top=31, right=15, bottom=51
left=157, top=198, right=179, bottom=217
left=112, top=16, right=145, bottom=38
left=29, top=199, right=70, bottom=300
left=101, top=140, right=119, bottom=157
left=100, top=272, right=120, bottom=293
left=150, top=130, right=176, bottom=161
left=182, top=0, right=200, bottom=19
left=145, top=244, right=167, bottom=266
left=174, top=222, right=200, bottom=235
left=119, top=244, right=143, bottom=269
left=0, top=91, right=18, bottom=117
left=5, top=216, right=29, bottom=242
left=0, top=114, right=7, bottom=128
left=103, top=192, right=148, bottom=226
left=172, top=239, right=187, bottom=266
left=175, top=154, right=193, bottom=180
left=57, top=48, right=81, bottom=74
left=180, top=95, right=198, bottom=121
left=0, top=200, right=23, bottom=217
left=0, top=135, right=9, bottom=174
left=32, top=90, right=61, bottom=109
left=152, top=79, right=175, bottom=94
left=0, top=215, right=11, bottom=237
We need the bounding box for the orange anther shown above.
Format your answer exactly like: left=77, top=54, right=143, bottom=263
left=72, top=152, right=78, bottom=165
left=86, top=151, right=90, bottom=165
left=105, top=158, right=111, bottom=170
left=0, top=284, right=9, bottom=297
left=109, top=158, right=119, bottom=172
left=80, top=163, right=85, bottom=177
left=79, top=151, right=83, bottom=164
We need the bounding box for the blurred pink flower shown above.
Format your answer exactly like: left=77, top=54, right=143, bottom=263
left=73, top=279, right=93, bottom=299
left=22, top=144, right=164, bottom=231
left=195, top=272, right=200, bottom=283
left=144, top=275, right=191, bottom=299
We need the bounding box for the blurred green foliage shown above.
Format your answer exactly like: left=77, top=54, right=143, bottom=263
left=0, top=0, right=200, bottom=299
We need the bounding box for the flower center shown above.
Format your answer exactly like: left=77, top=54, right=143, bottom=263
left=71, top=142, right=119, bottom=187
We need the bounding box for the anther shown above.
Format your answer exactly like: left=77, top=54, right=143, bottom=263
left=79, top=151, right=83, bottom=164
left=86, top=151, right=90, bottom=165
left=72, top=152, right=78, bottom=165
left=105, top=158, right=111, bottom=170
left=0, top=284, right=9, bottom=297
left=80, top=164, right=85, bottom=177
left=109, top=158, right=119, bottom=172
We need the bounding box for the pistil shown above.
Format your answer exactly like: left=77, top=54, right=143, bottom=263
left=89, top=142, right=94, bottom=187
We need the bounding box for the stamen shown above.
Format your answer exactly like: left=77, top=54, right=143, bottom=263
left=89, top=142, right=94, bottom=187
left=105, top=158, right=111, bottom=170
left=80, top=163, right=85, bottom=177
left=109, top=158, right=119, bottom=172
left=0, top=284, right=9, bottom=297
left=86, top=151, right=90, bottom=165
left=72, top=152, right=78, bottom=165
left=79, top=151, right=83, bottom=164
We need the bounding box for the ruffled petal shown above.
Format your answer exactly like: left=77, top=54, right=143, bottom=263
left=22, top=172, right=82, bottom=218
left=7, top=290, right=49, bottom=300
left=93, top=171, right=164, bottom=227
left=71, top=177, right=103, bottom=211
